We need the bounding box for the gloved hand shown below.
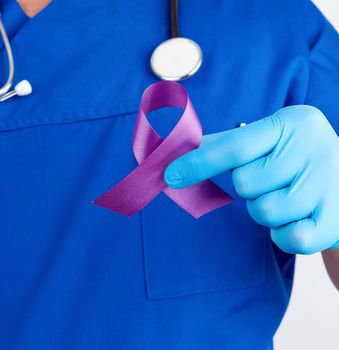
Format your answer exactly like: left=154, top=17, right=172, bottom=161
left=164, top=105, right=339, bottom=254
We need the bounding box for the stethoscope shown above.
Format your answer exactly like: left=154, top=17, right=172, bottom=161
left=0, top=0, right=198, bottom=104
left=152, top=1, right=247, bottom=128
left=0, top=9, right=32, bottom=102
left=151, top=0, right=203, bottom=81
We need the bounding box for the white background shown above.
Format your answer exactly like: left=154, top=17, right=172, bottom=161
left=274, top=1, right=339, bottom=349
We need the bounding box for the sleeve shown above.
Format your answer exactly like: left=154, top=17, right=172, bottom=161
left=299, top=1, right=339, bottom=130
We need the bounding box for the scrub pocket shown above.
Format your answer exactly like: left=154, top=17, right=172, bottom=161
left=140, top=186, right=268, bottom=300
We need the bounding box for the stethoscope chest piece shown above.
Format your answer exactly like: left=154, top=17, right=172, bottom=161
left=150, top=37, right=202, bottom=81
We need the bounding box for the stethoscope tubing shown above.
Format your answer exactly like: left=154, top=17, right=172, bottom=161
left=0, top=12, right=14, bottom=97
left=0, top=9, right=32, bottom=102
left=170, top=0, right=179, bottom=38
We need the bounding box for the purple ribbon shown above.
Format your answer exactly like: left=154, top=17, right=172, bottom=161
left=93, top=81, right=233, bottom=218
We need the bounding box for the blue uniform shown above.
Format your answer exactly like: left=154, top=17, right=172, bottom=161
left=0, top=0, right=338, bottom=349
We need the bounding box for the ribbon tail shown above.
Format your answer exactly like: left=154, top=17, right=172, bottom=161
left=92, top=162, right=167, bottom=217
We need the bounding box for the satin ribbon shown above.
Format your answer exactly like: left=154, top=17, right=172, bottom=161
left=93, top=81, right=232, bottom=218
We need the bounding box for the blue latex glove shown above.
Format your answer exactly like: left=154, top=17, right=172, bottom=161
left=164, top=106, right=339, bottom=254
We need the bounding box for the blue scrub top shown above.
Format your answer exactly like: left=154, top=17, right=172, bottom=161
left=0, top=1, right=338, bottom=349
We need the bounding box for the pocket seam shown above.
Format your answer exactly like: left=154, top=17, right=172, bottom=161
left=0, top=108, right=139, bottom=133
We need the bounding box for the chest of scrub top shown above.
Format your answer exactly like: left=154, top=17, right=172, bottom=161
left=0, top=0, right=305, bottom=300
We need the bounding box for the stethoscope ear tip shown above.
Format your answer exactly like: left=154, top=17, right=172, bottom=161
left=15, top=80, right=32, bottom=96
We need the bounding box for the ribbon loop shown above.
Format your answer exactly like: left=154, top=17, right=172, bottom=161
left=93, top=81, right=232, bottom=218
